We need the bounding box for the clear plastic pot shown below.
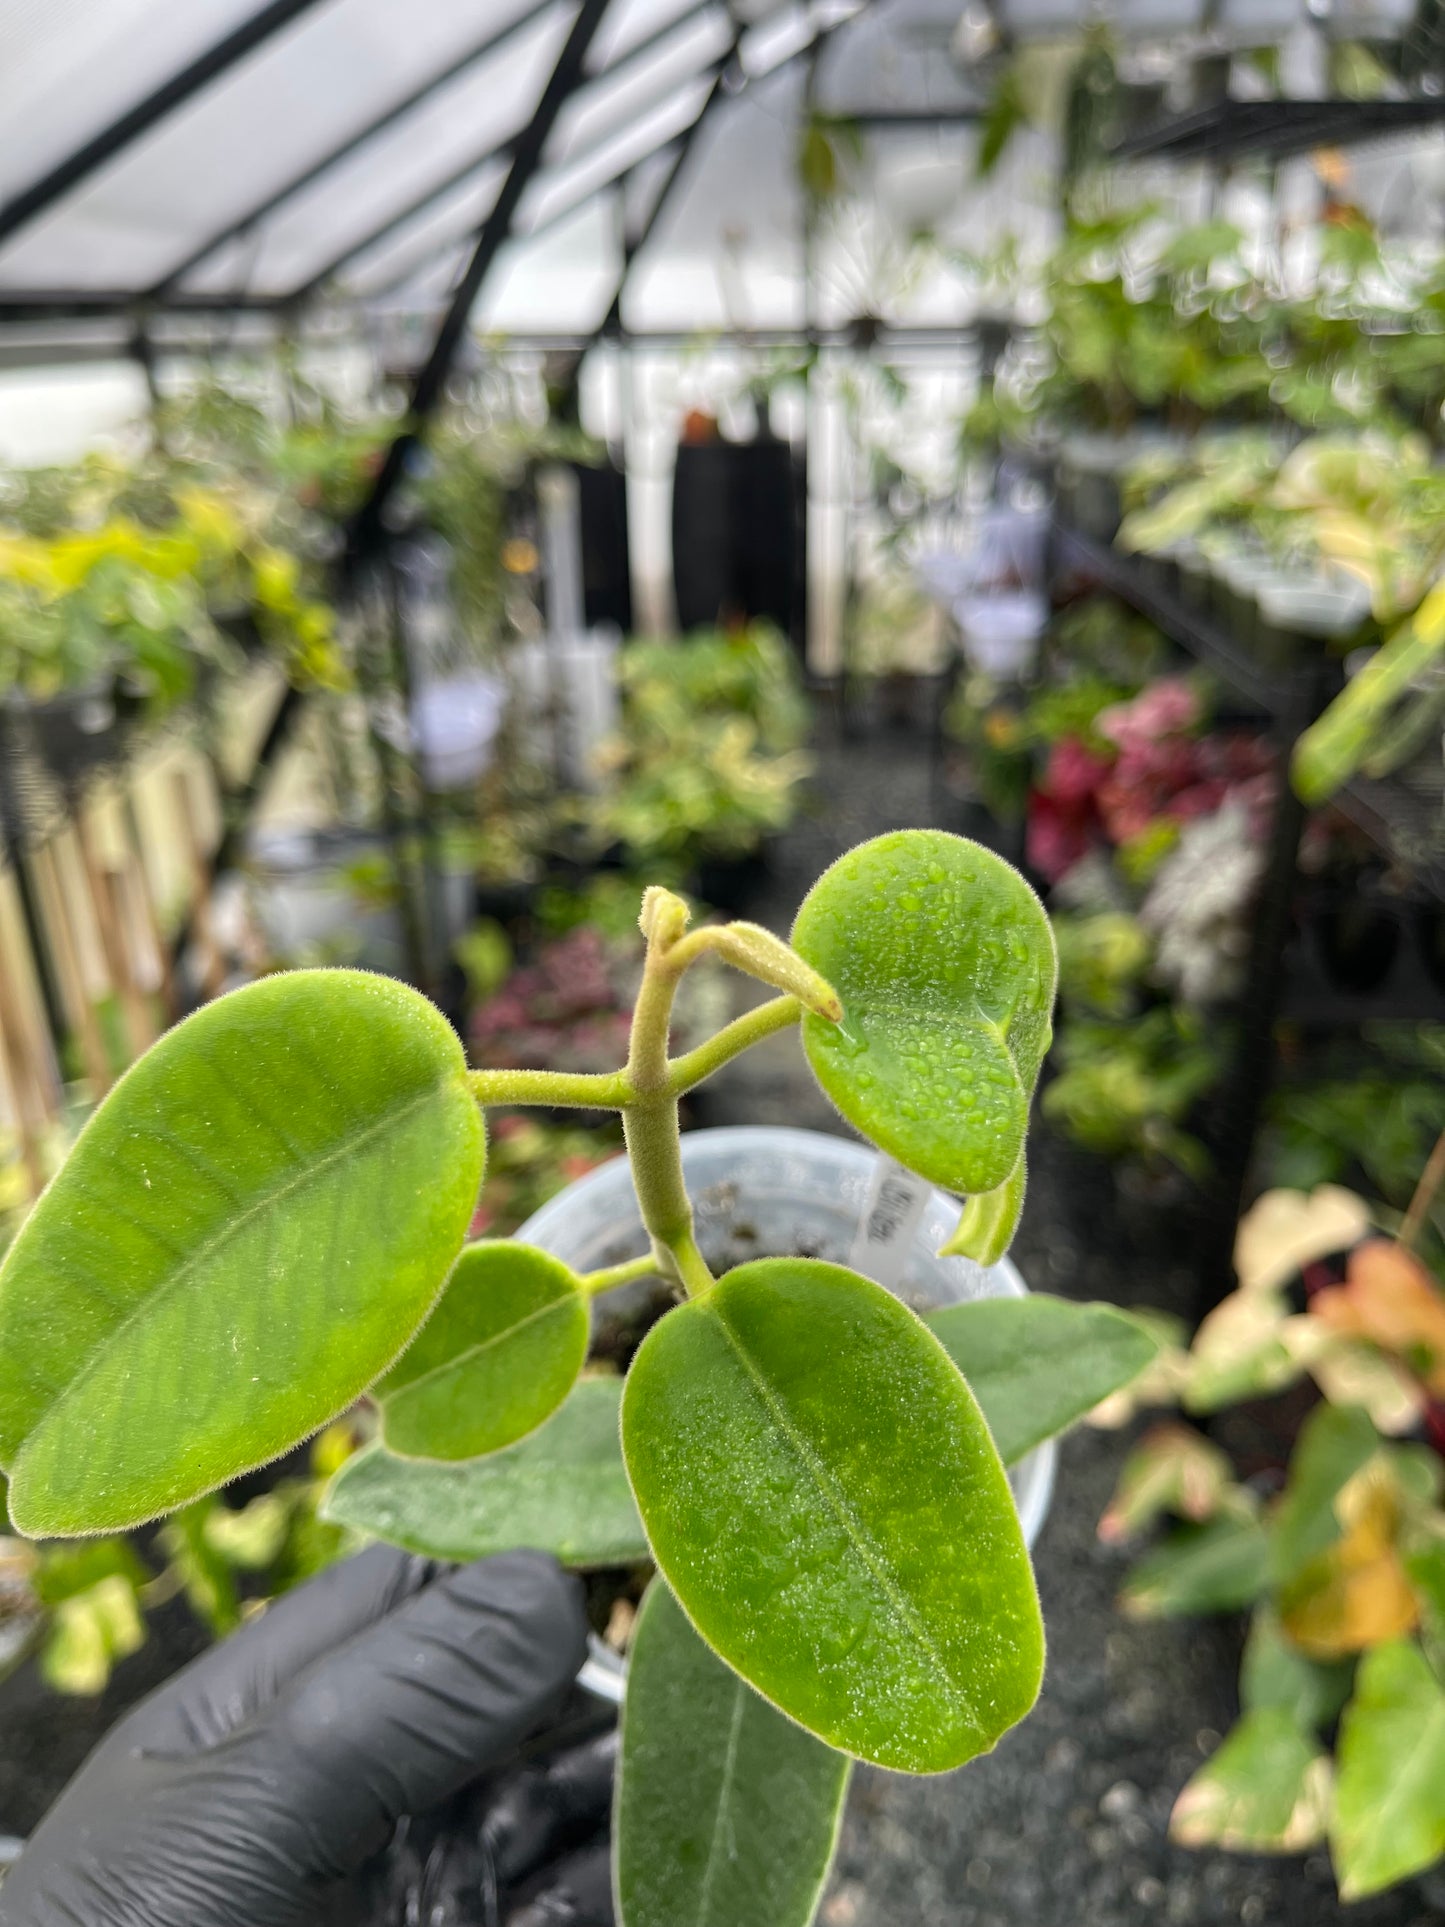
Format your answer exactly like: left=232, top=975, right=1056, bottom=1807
left=518, top=1125, right=1058, bottom=1547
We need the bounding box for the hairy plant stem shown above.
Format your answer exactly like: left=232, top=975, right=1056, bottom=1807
left=465, top=892, right=831, bottom=1301
left=467, top=1067, right=631, bottom=1110
left=624, top=898, right=716, bottom=1297
left=666, top=995, right=801, bottom=1097
left=581, top=1254, right=660, bottom=1295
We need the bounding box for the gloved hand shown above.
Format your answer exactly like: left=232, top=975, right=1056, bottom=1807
left=0, top=1545, right=596, bottom=1927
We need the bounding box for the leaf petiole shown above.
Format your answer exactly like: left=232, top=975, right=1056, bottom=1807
left=666, top=996, right=803, bottom=1097
left=581, top=1254, right=661, bottom=1296
left=467, top=1067, right=633, bottom=1111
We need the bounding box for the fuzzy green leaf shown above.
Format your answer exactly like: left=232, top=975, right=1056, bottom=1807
left=938, top=1152, right=1027, bottom=1264
left=323, top=1377, right=645, bottom=1567
left=927, top=1294, right=1159, bottom=1465
left=1171, top=1708, right=1330, bottom=1854
left=377, top=1242, right=588, bottom=1461
left=620, top=1256, right=1043, bottom=1773
left=1331, top=1639, right=1445, bottom=1899
left=0, top=969, right=483, bottom=1537
left=617, top=1580, right=850, bottom=1927
left=791, top=831, right=1056, bottom=1195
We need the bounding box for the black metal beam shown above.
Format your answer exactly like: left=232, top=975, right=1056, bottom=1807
left=597, top=62, right=732, bottom=339
left=360, top=63, right=720, bottom=302
left=0, top=290, right=286, bottom=322
left=0, top=0, right=334, bottom=252
left=1113, top=95, right=1445, bottom=165
left=359, top=2, right=857, bottom=314
left=147, top=0, right=560, bottom=300
left=290, top=0, right=721, bottom=303
left=586, top=0, right=870, bottom=350
left=348, top=0, right=615, bottom=558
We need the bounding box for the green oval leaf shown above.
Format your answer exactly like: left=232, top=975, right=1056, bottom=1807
left=323, top=1377, right=645, bottom=1567
left=926, top=1294, right=1160, bottom=1465
left=1171, top=1708, right=1331, bottom=1854
left=1270, top=1402, right=1380, bottom=1588
left=617, top=1579, right=850, bottom=1927
left=1331, top=1639, right=1445, bottom=1900
left=791, top=831, right=1056, bottom=1194
left=377, top=1242, right=588, bottom=1461
left=620, top=1256, right=1043, bottom=1773
left=0, top=969, right=483, bottom=1537
left=1121, top=1512, right=1270, bottom=1619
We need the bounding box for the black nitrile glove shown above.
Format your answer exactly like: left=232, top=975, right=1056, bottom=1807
left=0, top=1545, right=592, bottom=1927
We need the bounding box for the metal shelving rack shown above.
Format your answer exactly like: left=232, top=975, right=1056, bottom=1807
left=1113, top=96, right=1445, bottom=166
left=1051, top=518, right=1445, bottom=1307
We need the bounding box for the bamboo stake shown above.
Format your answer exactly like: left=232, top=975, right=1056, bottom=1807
left=120, top=793, right=176, bottom=1023
left=75, top=805, right=152, bottom=1062
left=1401, top=1128, right=1445, bottom=1253
left=0, top=914, right=46, bottom=1200
left=171, top=767, right=226, bottom=1002
left=32, top=840, right=111, bottom=1096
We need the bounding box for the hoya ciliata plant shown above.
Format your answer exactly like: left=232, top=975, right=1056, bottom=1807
left=0, top=829, right=1155, bottom=1926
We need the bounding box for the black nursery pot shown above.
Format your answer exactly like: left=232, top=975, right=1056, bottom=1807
left=1419, top=905, right=1445, bottom=995
left=692, top=845, right=772, bottom=915
left=1313, top=899, right=1402, bottom=994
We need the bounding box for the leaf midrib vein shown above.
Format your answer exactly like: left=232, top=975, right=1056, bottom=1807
left=388, top=1291, right=574, bottom=1402
left=1346, top=1688, right=1445, bottom=1876
left=25, top=1080, right=447, bottom=1444
left=694, top=1673, right=748, bottom=1927
left=710, top=1304, right=976, bottom=1731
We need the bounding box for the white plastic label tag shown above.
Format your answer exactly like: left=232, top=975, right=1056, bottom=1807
left=847, top=1155, right=932, bottom=1291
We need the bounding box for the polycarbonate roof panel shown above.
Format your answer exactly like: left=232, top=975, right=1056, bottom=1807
left=182, top=4, right=573, bottom=296
left=547, top=6, right=730, bottom=165
left=0, top=0, right=1000, bottom=331
left=815, top=0, right=983, bottom=114
left=524, top=71, right=717, bottom=231
left=585, top=0, right=718, bottom=69
left=623, top=67, right=809, bottom=331
left=0, top=0, right=573, bottom=291
left=342, top=160, right=510, bottom=296
left=0, top=0, right=260, bottom=200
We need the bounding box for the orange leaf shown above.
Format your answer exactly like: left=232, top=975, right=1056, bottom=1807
left=1279, top=1464, right=1419, bottom=1660
left=1313, top=1240, right=1445, bottom=1396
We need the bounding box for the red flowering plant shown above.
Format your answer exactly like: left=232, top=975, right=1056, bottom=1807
left=469, top=923, right=731, bottom=1078
left=1027, top=676, right=1275, bottom=886
left=1030, top=675, right=1276, bottom=1172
